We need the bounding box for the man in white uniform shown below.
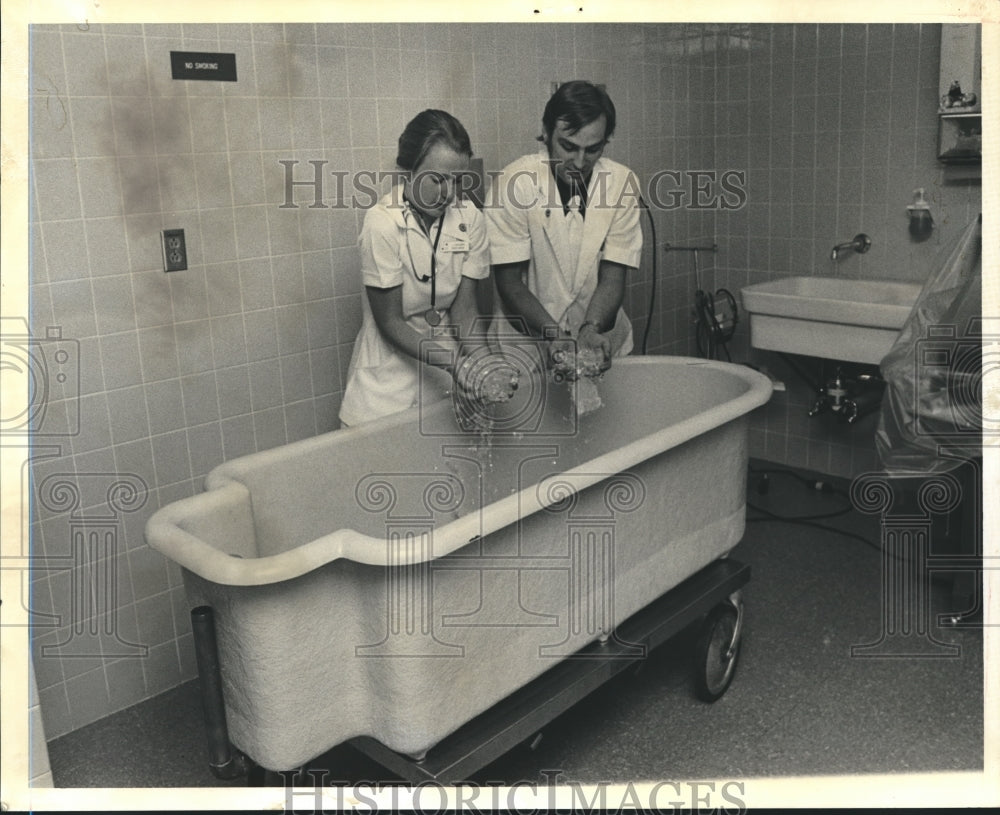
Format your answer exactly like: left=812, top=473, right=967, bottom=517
left=486, top=80, right=643, bottom=376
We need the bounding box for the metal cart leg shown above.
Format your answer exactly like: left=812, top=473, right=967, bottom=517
left=190, top=606, right=251, bottom=780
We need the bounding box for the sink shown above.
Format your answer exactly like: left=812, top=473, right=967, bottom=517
left=741, top=276, right=922, bottom=365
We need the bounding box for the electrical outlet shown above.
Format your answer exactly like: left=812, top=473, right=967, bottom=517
left=162, top=229, right=187, bottom=272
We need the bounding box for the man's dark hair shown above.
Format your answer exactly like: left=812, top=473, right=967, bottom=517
left=540, top=80, right=616, bottom=141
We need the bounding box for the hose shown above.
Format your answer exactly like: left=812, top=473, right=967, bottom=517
left=745, top=466, right=938, bottom=567
left=694, top=287, right=738, bottom=361
left=638, top=200, right=738, bottom=360
left=639, top=196, right=657, bottom=355
left=747, top=467, right=856, bottom=523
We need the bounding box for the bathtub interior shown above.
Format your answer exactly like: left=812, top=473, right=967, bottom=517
left=195, top=358, right=758, bottom=564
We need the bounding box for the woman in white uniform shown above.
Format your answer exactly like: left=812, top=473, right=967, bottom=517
left=339, top=110, right=507, bottom=427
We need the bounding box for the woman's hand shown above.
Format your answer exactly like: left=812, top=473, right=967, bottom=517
left=454, top=349, right=520, bottom=406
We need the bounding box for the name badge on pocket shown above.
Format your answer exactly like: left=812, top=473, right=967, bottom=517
left=439, top=239, right=469, bottom=253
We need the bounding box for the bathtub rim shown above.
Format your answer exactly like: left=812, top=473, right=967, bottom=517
left=145, top=356, right=772, bottom=585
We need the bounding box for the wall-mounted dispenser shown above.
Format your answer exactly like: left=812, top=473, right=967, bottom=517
left=907, top=188, right=934, bottom=241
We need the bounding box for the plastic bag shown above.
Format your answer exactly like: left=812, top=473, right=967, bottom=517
left=875, top=214, right=982, bottom=473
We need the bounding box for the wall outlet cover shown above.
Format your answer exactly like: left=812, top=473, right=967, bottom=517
left=162, top=229, right=187, bottom=272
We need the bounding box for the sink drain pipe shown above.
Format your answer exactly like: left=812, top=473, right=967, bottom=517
left=779, top=353, right=886, bottom=424
left=191, top=606, right=251, bottom=779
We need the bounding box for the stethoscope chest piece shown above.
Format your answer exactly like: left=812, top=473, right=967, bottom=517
left=424, top=308, right=443, bottom=327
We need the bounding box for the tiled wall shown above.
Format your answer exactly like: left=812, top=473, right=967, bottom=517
left=26, top=22, right=710, bottom=740
left=29, top=662, right=53, bottom=787
left=710, top=23, right=981, bottom=477
left=26, top=21, right=980, bottom=742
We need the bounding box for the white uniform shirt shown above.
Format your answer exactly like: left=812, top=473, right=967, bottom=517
left=339, top=189, right=489, bottom=426
left=485, top=150, right=643, bottom=354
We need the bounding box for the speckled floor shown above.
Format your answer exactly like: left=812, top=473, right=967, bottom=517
left=47, top=463, right=985, bottom=789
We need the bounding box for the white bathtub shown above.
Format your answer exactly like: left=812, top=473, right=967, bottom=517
left=146, top=356, right=771, bottom=771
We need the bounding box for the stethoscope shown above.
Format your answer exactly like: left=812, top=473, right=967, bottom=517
left=402, top=199, right=449, bottom=326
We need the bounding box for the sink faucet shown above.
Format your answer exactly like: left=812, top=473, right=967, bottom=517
left=831, top=233, right=872, bottom=261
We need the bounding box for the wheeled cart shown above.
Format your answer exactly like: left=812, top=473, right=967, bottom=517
left=192, top=558, right=750, bottom=786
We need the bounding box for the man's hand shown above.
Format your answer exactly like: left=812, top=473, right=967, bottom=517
left=575, top=322, right=611, bottom=376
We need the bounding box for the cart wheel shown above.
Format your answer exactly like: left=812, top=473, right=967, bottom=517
left=694, top=603, right=741, bottom=702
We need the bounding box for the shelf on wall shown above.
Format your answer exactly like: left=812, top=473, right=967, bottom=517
left=937, top=25, right=982, bottom=171
left=938, top=114, right=982, bottom=165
